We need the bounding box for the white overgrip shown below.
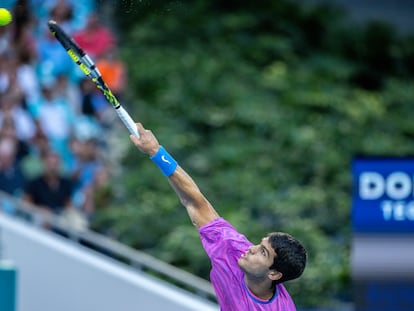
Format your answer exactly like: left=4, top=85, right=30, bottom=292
left=116, top=106, right=140, bottom=138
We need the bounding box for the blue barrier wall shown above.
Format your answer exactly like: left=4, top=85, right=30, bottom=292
left=0, top=261, right=17, bottom=311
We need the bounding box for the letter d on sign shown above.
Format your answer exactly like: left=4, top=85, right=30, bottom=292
left=359, top=172, right=384, bottom=200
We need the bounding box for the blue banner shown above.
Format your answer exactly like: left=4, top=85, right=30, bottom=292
left=352, top=158, right=414, bottom=233
left=354, top=280, right=414, bottom=311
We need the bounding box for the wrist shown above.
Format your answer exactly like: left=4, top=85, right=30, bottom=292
left=148, top=146, right=161, bottom=157
left=150, top=146, right=178, bottom=177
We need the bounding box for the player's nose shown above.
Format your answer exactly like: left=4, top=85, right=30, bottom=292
left=248, top=245, right=258, bottom=254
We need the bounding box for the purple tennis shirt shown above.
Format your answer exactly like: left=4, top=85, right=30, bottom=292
left=198, top=218, right=297, bottom=311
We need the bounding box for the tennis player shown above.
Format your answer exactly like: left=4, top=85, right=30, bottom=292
left=130, top=123, right=307, bottom=311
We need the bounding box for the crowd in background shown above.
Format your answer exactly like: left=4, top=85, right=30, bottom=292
left=0, top=0, right=126, bottom=231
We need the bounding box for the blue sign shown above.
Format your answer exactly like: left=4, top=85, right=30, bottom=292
left=354, top=280, right=414, bottom=311
left=352, top=158, right=414, bottom=233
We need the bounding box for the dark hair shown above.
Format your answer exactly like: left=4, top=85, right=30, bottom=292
left=267, top=232, right=307, bottom=286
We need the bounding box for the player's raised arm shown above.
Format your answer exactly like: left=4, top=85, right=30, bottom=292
left=130, top=123, right=219, bottom=228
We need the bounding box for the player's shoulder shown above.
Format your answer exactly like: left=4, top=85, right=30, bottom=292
left=199, top=217, right=240, bottom=237
left=199, top=217, right=251, bottom=248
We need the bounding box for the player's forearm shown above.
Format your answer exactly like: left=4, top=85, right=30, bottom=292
left=168, top=166, right=206, bottom=207
left=168, top=166, right=219, bottom=227
left=129, top=125, right=219, bottom=226
left=147, top=144, right=210, bottom=209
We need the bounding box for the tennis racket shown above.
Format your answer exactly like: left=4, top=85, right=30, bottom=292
left=47, top=20, right=139, bottom=138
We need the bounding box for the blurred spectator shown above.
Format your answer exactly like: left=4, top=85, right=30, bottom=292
left=31, top=83, right=75, bottom=170
left=21, top=127, right=50, bottom=179
left=79, top=77, right=108, bottom=122
left=1, top=53, right=27, bottom=106
left=10, top=0, right=37, bottom=60
left=23, top=150, right=71, bottom=213
left=0, top=115, right=30, bottom=161
left=55, top=73, right=81, bottom=115
left=11, top=0, right=34, bottom=33
left=0, top=24, right=12, bottom=55
left=15, top=49, right=41, bottom=105
left=0, top=53, right=11, bottom=93
left=23, top=149, right=87, bottom=230
left=36, top=29, right=75, bottom=85
left=70, top=137, right=107, bottom=216
left=0, top=0, right=114, bottom=226
left=89, top=165, right=112, bottom=212
left=31, top=0, right=95, bottom=36
left=72, top=114, right=102, bottom=142
left=0, top=93, right=36, bottom=143
left=72, top=13, right=115, bottom=59
left=0, top=136, right=26, bottom=196
left=96, top=47, right=126, bottom=99
left=49, top=0, right=74, bottom=34
left=70, top=1, right=96, bottom=31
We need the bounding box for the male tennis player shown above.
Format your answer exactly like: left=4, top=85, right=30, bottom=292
left=130, top=123, right=307, bottom=311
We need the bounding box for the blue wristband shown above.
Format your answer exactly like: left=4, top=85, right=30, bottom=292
left=150, top=146, right=178, bottom=177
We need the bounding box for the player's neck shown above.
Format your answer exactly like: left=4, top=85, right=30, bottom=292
left=244, top=275, right=274, bottom=301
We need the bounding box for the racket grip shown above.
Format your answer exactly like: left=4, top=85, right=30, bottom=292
left=116, top=106, right=140, bottom=138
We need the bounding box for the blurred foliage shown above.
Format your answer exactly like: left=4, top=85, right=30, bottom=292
left=92, top=0, right=414, bottom=308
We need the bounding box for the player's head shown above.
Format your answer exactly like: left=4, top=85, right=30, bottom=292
left=238, top=232, right=306, bottom=286
left=267, top=232, right=307, bottom=284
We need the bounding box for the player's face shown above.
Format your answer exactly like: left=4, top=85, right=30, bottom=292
left=238, top=237, right=277, bottom=278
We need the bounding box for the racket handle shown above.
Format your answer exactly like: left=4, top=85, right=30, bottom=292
left=116, top=106, right=140, bottom=138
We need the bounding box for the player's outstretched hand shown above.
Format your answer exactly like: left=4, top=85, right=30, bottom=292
left=130, top=123, right=160, bottom=156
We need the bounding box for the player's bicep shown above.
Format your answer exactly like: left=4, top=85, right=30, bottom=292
left=186, top=197, right=219, bottom=228
left=168, top=167, right=219, bottom=228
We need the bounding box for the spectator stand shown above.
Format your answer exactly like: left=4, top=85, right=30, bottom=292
left=0, top=0, right=125, bottom=230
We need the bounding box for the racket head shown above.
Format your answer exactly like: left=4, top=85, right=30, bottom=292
left=48, top=20, right=84, bottom=56
left=47, top=20, right=139, bottom=137
left=48, top=20, right=94, bottom=79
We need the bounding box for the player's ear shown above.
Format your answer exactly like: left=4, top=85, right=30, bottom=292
left=268, top=270, right=282, bottom=281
